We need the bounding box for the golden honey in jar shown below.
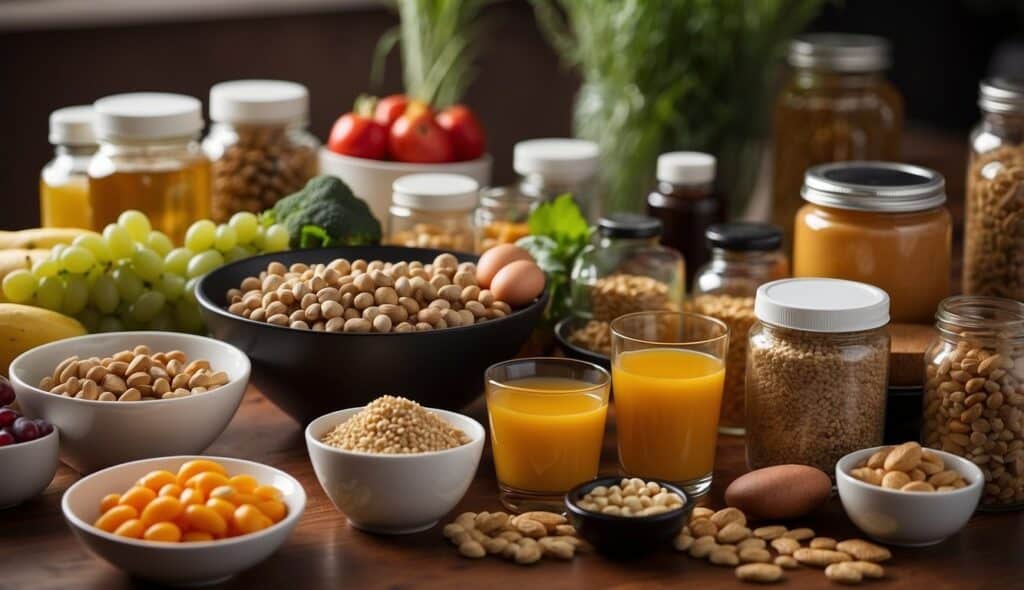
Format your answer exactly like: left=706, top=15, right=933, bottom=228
left=89, top=93, right=211, bottom=244
left=772, top=34, right=903, bottom=253
left=40, top=106, right=97, bottom=229
left=793, top=162, right=951, bottom=324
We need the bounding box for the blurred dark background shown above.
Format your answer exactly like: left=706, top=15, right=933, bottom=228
left=1, top=0, right=1021, bottom=229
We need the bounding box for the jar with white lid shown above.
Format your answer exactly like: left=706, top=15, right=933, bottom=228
left=202, top=80, right=320, bottom=222
left=88, top=92, right=210, bottom=244
left=513, top=138, right=599, bottom=220
left=387, top=173, right=479, bottom=251
left=746, top=278, right=891, bottom=474
left=40, top=106, right=97, bottom=229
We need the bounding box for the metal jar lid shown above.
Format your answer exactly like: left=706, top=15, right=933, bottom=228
left=801, top=161, right=946, bottom=213
left=978, top=78, right=1024, bottom=114
left=787, top=33, right=890, bottom=72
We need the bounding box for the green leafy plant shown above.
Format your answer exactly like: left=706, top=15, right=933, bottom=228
left=532, top=0, right=824, bottom=215
left=516, top=195, right=592, bottom=322
left=375, top=0, right=492, bottom=107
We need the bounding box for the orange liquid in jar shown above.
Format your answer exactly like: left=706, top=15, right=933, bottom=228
left=613, top=348, right=725, bottom=482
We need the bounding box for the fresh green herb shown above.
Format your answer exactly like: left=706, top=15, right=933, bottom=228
left=516, top=195, right=592, bottom=322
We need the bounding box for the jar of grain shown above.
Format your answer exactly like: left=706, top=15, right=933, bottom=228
left=746, top=278, right=890, bottom=474
left=964, top=79, right=1024, bottom=299
left=387, top=173, right=478, bottom=251
left=203, top=80, right=319, bottom=222
left=692, top=223, right=789, bottom=436
left=922, top=295, right=1024, bottom=510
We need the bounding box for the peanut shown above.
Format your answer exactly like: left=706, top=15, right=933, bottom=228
left=793, top=548, right=852, bottom=568
left=809, top=537, right=837, bottom=550
left=835, top=539, right=891, bottom=562
left=753, top=525, right=787, bottom=540
left=774, top=555, right=799, bottom=569
left=42, top=350, right=225, bottom=402
left=735, top=563, right=784, bottom=583
left=770, top=537, right=801, bottom=555
left=783, top=528, right=815, bottom=541
left=710, top=548, right=740, bottom=566
left=825, top=562, right=862, bottom=584
left=738, top=547, right=772, bottom=564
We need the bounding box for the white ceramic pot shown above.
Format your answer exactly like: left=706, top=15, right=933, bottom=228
left=0, top=427, right=59, bottom=508
left=62, top=455, right=306, bottom=586
left=318, top=149, right=493, bottom=225
left=305, top=406, right=484, bottom=534
left=9, top=331, right=250, bottom=473
left=836, top=446, right=983, bottom=547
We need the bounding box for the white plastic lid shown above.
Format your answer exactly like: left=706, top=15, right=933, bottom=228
left=513, top=138, right=599, bottom=184
left=392, top=174, right=480, bottom=211
left=209, top=79, right=309, bottom=124
left=93, top=92, right=203, bottom=140
left=49, top=105, right=96, bottom=146
left=657, top=151, right=716, bottom=184
left=755, top=278, right=890, bottom=333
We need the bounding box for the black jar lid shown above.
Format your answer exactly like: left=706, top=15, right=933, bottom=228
left=705, top=222, right=783, bottom=251
left=598, top=213, right=662, bottom=239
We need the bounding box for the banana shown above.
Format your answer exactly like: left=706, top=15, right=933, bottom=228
left=0, top=303, right=86, bottom=377
left=0, top=227, right=95, bottom=250
left=0, top=249, right=50, bottom=283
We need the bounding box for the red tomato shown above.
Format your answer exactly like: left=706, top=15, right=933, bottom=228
left=437, top=105, right=487, bottom=161
left=389, top=104, right=454, bottom=163
left=374, top=94, right=409, bottom=128
left=327, top=113, right=388, bottom=160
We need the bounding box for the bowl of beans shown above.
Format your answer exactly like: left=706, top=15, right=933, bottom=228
left=8, top=332, right=250, bottom=473
left=61, top=456, right=305, bottom=586
left=195, top=246, right=547, bottom=424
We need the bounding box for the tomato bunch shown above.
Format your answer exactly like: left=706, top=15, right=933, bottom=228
left=327, top=95, right=486, bottom=164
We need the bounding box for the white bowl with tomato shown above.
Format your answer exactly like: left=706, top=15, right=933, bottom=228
left=319, top=95, right=492, bottom=224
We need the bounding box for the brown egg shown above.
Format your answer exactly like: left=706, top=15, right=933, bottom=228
left=725, top=464, right=832, bottom=520
left=476, top=244, right=534, bottom=288
left=490, top=260, right=545, bottom=308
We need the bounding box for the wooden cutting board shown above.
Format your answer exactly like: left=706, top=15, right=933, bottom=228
left=888, top=323, right=936, bottom=387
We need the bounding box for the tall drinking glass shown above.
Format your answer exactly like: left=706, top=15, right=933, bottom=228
left=485, top=357, right=611, bottom=512
left=611, top=311, right=729, bottom=498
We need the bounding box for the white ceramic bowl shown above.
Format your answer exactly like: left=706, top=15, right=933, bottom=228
left=0, top=427, right=59, bottom=508
left=836, top=446, right=983, bottom=547
left=62, top=455, right=305, bottom=586
left=9, top=331, right=250, bottom=473
left=305, top=406, right=485, bottom=534
left=318, top=148, right=493, bottom=224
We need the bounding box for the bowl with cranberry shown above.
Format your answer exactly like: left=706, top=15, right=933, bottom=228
left=0, top=375, right=59, bottom=508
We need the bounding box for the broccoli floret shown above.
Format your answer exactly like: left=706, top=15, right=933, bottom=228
left=263, top=175, right=382, bottom=249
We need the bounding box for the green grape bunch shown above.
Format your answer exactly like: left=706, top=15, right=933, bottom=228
left=1, top=210, right=290, bottom=333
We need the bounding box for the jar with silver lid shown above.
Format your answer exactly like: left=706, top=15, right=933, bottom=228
left=793, top=161, right=951, bottom=324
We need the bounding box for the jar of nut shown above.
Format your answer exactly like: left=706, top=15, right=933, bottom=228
left=474, top=187, right=537, bottom=253
left=746, top=278, right=890, bottom=475
left=923, top=295, right=1024, bottom=509
left=692, top=223, right=789, bottom=436
left=202, top=80, right=319, bottom=222
left=388, top=173, right=478, bottom=251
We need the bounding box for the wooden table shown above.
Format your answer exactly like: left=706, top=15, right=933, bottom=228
left=3, top=386, right=1021, bottom=590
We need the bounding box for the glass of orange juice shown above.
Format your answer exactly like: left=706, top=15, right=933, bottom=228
left=611, top=311, right=729, bottom=498
left=485, top=357, right=611, bottom=512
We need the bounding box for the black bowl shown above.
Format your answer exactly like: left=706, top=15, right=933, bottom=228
left=554, top=316, right=610, bottom=370
left=564, top=476, right=692, bottom=558
left=196, top=247, right=547, bottom=424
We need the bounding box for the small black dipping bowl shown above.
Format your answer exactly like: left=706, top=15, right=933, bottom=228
left=196, top=246, right=547, bottom=424
left=554, top=316, right=610, bottom=370
left=565, top=476, right=692, bottom=558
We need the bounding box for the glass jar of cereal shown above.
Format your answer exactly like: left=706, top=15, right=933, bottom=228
left=387, top=173, right=478, bottom=251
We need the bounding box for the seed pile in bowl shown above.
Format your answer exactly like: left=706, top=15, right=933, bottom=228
left=576, top=477, right=685, bottom=517
left=848, top=441, right=970, bottom=492
left=225, top=254, right=513, bottom=333
left=321, top=395, right=470, bottom=453
left=39, top=346, right=228, bottom=402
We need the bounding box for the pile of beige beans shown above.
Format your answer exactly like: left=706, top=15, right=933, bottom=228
left=575, top=477, right=685, bottom=517
left=443, top=510, right=583, bottom=565
left=225, top=254, right=512, bottom=333
left=848, top=441, right=969, bottom=492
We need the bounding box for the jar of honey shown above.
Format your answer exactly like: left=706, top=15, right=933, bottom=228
left=474, top=187, right=536, bottom=253
left=88, top=93, right=211, bottom=243
left=40, top=106, right=97, bottom=228
left=793, top=162, right=951, bottom=324
left=771, top=34, right=903, bottom=253
left=387, top=173, right=478, bottom=251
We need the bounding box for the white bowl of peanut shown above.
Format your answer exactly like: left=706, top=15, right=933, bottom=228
left=836, top=443, right=983, bottom=547
left=9, top=332, right=250, bottom=474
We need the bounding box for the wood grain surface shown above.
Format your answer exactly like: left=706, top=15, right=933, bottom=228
left=2, top=385, right=1020, bottom=590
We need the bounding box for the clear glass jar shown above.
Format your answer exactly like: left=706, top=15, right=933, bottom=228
left=40, top=106, right=97, bottom=229
left=514, top=138, right=599, bottom=221
left=772, top=34, right=903, bottom=254
left=88, top=93, right=210, bottom=244
left=964, top=79, right=1024, bottom=299
left=387, top=173, right=478, bottom=251
left=923, top=295, right=1024, bottom=510
left=794, top=162, right=952, bottom=323
left=692, top=223, right=789, bottom=435
left=747, top=278, right=890, bottom=474
left=202, top=80, right=319, bottom=222
left=474, top=187, right=536, bottom=253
